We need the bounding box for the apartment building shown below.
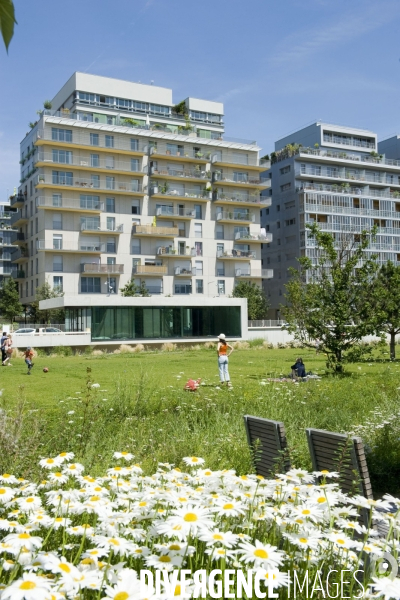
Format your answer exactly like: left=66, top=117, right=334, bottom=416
left=12, top=73, right=271, bottom=340
left=0, top=201, right=18, bottom=287
left=262, top=122, right=400, bottom=318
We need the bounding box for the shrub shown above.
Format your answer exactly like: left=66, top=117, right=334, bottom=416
left=132, top=343, right=145, bottom=353
left=161, top=342, right=177, bottom=352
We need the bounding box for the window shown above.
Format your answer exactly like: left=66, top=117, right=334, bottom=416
left=217, top=243, right=224, bottom=258
left=195, top=261, right=203, bottom=276
left=52, top=149, right=72, bottom=164
left=280, top=165, right=291, bottom=175
left=277, top=221, right=280, bottom=229
left=194, top=241, right=202, bottom=256
left=53, top=234, right=62, bottom=250
left=105, top=135, right=114, bottom=148
left=105, top=156, right=114, bottom=169
left=107, top=257, right=116, bottom=265
left=91, top=175, right=100, bottom=188
left=51, top=128, right=72, bottom=142
left=90, top=133, right=99, bottom=146
left=131, top=158, right=139, bottom=172
left=131, top=139, right=139, bottom=151
left=285, top=218, right=296, bottom=226
left=35, top=218, right=38, bottom=234
left=52, top=171, right=73, bottom=186
left=194, top=204, right=202, bottom=219
left=216, top=224, right=224, bottom=240
left=80, top=195, right=100, bottom=210
left=233, top=171, right=248, bottom=183
left=194, top=223, right=202, bottom=238
left=81, top=216, right=100, bottom=231
left=131, top=238, right=141, bottom=254
left=53, top=255, right=63, bottom=272
left=277, top=239, right=281, bottom=245
left=106, top=176, right=115, bottom=190
left=25, top=281, right=28, bottom=297
left=52, top=213, right=62, bottom=229
left=52, top=194, right=62, bottom=207
left=131, top=199, right=140, bottom=215
left=107, top=237, right=116, bottom=253
left=131, top=179, right=140, bottom=192
left=30, top=221, right=33, bottom=236
left=90, top=154, right=99, bottom=167
left=106, top=197, right=115, bottom=213
left=107, top=217, right=115, bottom=231
left=280, top=183, right=291, bottom=192
left=276, top=205, right=280, bottom=212
left=31, top=280, right=33, bottom=296
left=196, top=280, right=203, bottom=294
left=35, top=258, right=38, bottom=274
left=217, top=280, right=225, bottom=295
left=53, top=276, right=63, bottom=292
left=81, top=277, right=101, bottom=293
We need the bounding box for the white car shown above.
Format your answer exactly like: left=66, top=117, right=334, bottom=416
left=13, top=328, right=36, bottom=335
left=37, top=327, right=64, bottom=334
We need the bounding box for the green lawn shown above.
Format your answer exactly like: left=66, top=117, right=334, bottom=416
left=2, top=344, right=400, bottom=494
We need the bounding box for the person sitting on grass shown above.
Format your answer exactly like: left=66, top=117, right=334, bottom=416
left=24, top=346, right=34, bottom=375
left=291, top=357, right=306, bottom=379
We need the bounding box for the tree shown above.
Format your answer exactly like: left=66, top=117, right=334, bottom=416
left=373, top=261, right=400, bottom=360
left=283, top=223, right=379, bottom=373
left=231, top=281, right=269, bottom=320
left=120, top=280, right=150, bottom=297
left=29, top=282, right=65, bottom=324
left=0, top=0, right=16, bottom=52
left=0, top=278, right=23, bottom=323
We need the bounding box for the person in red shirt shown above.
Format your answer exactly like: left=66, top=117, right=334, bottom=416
left=24, top=347, right=34, bottom=375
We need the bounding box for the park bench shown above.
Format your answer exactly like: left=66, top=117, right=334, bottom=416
left=243, top=415, right=291, bottom=478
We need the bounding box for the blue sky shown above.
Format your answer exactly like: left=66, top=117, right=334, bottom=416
left=1, top=0, right=399, bottom=198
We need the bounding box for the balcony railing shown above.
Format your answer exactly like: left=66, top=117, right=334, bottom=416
left=133, top=225, right=179, bottom=237
left=212, top=153, right=270, bottom=169
left=80, top=223, right=123, bottom=233
left=302, top=203, right=400, bottom=218
left=299, top=148, right=400, bottom=168
left=213, top=173, right=269, bottom=186
left=234, top=232, right=273, bottom=242
left=156, top=207, right=196, bottom=218
left=36, top=196, right=105, bottom=212
left=216, top=211, right=255, bottom=222
left=323, top=134, right=375, bottom=149
left=299, top=183, right=400, bottom=200
left=213, top=192, right=272, bottom=206
left=157, top=247, right=195, bottom=257
left=37, top=241, right=105, bottom=252
left=12, top=270, right=25, bottom=279
left=150, top=144, right=213, bottom=161
left=298, top=166, right=389, bottom=185
left=34, top=128, right=148, bottom=153
left=174, top=267, right=195, bottom=276
left=217, top=250, right=256, bottom=259
left=150, top=166, right=211, bottom=180
left=35, top=174, right=143, bottom=194
left=132, top=265, right=167, bottom=275
left=10, top=193, right=25, bottom=208
left=12, top=248, right=29, bottom=261
left=81, top=263, right=124, bottom=274
left=151, top=185, right=212, bottom=200
left=35, top=152, right=143, bottom=174
left=235, top=269, right=273, bottom=278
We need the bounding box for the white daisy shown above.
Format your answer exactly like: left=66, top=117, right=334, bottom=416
left=1, top=573, right=52, bottom=600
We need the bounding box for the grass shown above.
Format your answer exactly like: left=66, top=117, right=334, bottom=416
left=1, top=344, right=400, bottom=494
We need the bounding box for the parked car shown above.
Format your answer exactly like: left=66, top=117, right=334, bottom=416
left=37, top=327, right=64, bottom=334
left=13, top=328, right=36, bottom=335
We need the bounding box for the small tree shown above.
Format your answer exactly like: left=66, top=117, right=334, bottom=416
left=231, top=281, right=269, bottom=320
left=120, top=280, right=150, bottom=297
left=29, top=282, right=65, bottom=324
left=0, top=278, right=23, bottom=323
left=373, top=261, right=400, bottom=360
left=284, top=224, right=379, bottom=373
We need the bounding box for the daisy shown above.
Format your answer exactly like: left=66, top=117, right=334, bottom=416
left=0, top=487, right=15, bottom=504
left=255, top=568, right=291, bottom=589
left=328, top=532, right=356, bottom=549
left=145, top=553, right=183, bottom=571
left=159, top=505, right=213, bottom=536
left=62, top=463, right=85, bottom=476
left=38, top=457, right=62, bottom=469
left=3, top=532, right=43, bottom=552
left=57, top=451, right=75, bottom=463
left=93, top=535, right=137, bottom=555
left=113, top=452, right=134, bottom=461
left=368, top=576, right=400, bottom=600
left=238, top=540, right=284, bottom=569
left=1, top=573, right=52, bottom=600
left=0, top=473, right=18, bottom=484
left=284, top=530, right=322, bottom=550
left=103, top=569, right=142, bottom=600
left=204, top=547, right=237, bottom=562
left=182, top=457, right=205, bottom=466
left=213, top=499, right=246, bottom=517
left=48, top=472, right=68, bottom=484
left=17, top=496, right=42, bottom=512
left=199, top=529, right=239, bottom=548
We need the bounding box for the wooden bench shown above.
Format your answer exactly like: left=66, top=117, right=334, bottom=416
left=243, top=415, right=291, bottom=478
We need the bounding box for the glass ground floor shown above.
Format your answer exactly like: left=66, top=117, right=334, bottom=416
left=65, top=305, right=241, bottom=341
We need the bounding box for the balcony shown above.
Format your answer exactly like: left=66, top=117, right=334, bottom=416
left=299, top=183, right=400, bottom=200
left=12, top=269, right=25, bottom=280
left=37, top=196, right=105, bottom=213
left=37, top=241, right=105, bottom=253
left=156, top=207, right=196, bottom=220
left=158, top=247, right=195, bottom=257
left=234, top=232, right=273, bottom=243
left=81, top=223, right=123, bottom=234
left=150, top=186, right=212, bottom=202
left=35, top=152, right=145, bottom=176
left=302, top=202, right=400, bottom=219
left=235, top=268, right=273, bottom=279
left=132, top=265, right=167, bottom=276
left=174, top=267, right=195, bottom=276
left=12, top=248, right=29, bottom=263
left=299, top=148, right=400, bottom=169
left=213, top=191, right=272, bottom=207
left=132, top=224, right=179, bottom=238
left=212, top=153, right=270, bottom=171
left=298, top=166, right=389, bottom=186
left=34, top=128, right=147, bottom=155
left=13, top=233, right=26, bottom=247
left=150, top=166, right=211, bottom=183
left=80, top=263, right=124, bottom=274
left=150, top=144, right=212, bottom=163
left=216, top=211, right=255, bottom=224
left=212, top=172, right=270, bottom=189
left=322, top=134, right=375, bottom=149
left=12, top=214, right=29, bottom=228
left=10, top=193, right=25, bottom=208
left=216, top=250, right=256, bottom=260
left=35, top=174, right=144, bottom=196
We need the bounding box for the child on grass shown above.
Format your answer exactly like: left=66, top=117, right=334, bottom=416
left=24, top=347, right=34, bottom=375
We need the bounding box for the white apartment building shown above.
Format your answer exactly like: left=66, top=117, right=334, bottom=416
left=13, top=73, right=272, bottom=306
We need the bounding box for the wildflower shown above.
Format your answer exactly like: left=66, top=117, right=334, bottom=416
left=182, top=456, right=205, bottom=466
left=368, top=576, right=400, bottom=599
left=145, top=553, right=183, bottom=571
left=255, top=568, right=291, bottom=589
left=199, top=529, right=239, bottom=548
left=238, top=540, right=284, bottom=569
left=1, top=573, right=52, bottom=600
left=0, top=487, right=15, bottom=504
left=113, top=451, right=134, bottom=461
left=91, top=383, right=100, bottom=388
left=39, top=457, right=62, bottom=469
left=3, top=532, right=43, bottom=552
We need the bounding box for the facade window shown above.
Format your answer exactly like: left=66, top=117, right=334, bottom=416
left=35, top=258, right=38, bottom=274
left=217, top=280, right=225, bottom=295
left=216, top=243, right=224, bottom=258
left=196, top=279, right=204, bottom=294
left=105, top=156, right=114, bottom=169
left=131, top=179, right=140, bottom=192
left=53, top=234, right=62, bottom=250
left=106, top=197, right=115, bottom=213
left=107, top=237, right=116, bottom=253
left=52, top=149, right=72, bottom=164
left=285, top=218, right=296, bottom=226
left=105, top=135, right=114, bottom=148
left=90, top=133, right=99, bottom=146
left=25, top=281, right=28, bottom=297
left=30, top=221, right=33, bottom=237
left=52, top=171, right=73, bottom=186
left=80, top=195, right=100, bottom=210
left=131, top=239, right=141, bottom=254
left=131, top=139, right=139, bottom=151
left=194, top=223, right=202, bottom=238
left=277, top=221, right=280, bottom=229
left=90, top=154, right=99, bottom=167
left=276, top=205, right=280, bottom=212
left=52, top=193, right=62, bottom=207
left=194, top=241, right=202, bottom=256
left=106, top=176, right=115, bottom=190
left=91, top=175, right=100, bottom=188
left=195, top=261, right=203, bottom=276
left=53, top=276, right=63, bottom=292
left=280, top=165, right=291, bottom=175
left=35, top=218, right=38, bottom=234
left=280, top=183, right=291, bottom=192
left=52, top=213, right=62, bottom=229
left=277, top=239, right=281, bottom=245
left=194, top=204, right=202, bottom=219
left=107, top=217, right=115, bottom=231
left=53, top=255, right=63, bottom=272
left=131, top=200, right=140, bottom=214
left=216, top=224, right=224, bottom=240
left=81, top=277, right=101, bottom=293
left=233, top=171, right=248, bottom=183
left=131, top=158, right=139, bottom=172
left=51, top=128, right=72, bottom=142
